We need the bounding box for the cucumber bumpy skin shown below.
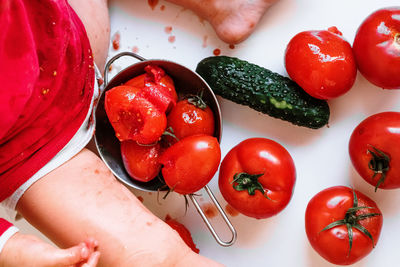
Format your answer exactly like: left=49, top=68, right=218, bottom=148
left=196, top=56, right=330, bottom=129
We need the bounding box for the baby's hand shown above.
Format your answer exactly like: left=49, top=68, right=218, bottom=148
left=0, top=233, right=100, bottom=266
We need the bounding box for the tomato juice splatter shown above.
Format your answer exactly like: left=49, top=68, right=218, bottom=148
left=201, top=203, right=217, bottom=218
left=165, top=26, right=173, bottom=34
left=213, top=48, right=221, bottom=56
left=225, top=204, right=239, bottom=217
left=148, top=0, right=159, bottom=10
left=168, top=36, right=176, bottom=43
left=112, top=32, right=120, bottom=50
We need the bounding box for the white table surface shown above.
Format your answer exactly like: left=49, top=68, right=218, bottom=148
left=106, top=1, right=400, bottom=266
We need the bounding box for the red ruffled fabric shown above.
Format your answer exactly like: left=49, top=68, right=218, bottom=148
left=0, top=0, right=94, bottom=201
left=0, top=219, right=14, bottom=236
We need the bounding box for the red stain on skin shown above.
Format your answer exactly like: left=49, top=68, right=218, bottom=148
left=148, top=0, right=159, bottom=10
left=137, top=196, right=144, bottom=202
left=213, top=48, right=221, bottom=56
left=160, top=5, right=165, bottom=11
left=148, top=192, right=152, bottom=195
left=198, top=16, right=205, bottom=24
left=202, top=35, right=208, bottom=48
left=112, top=32, right=120, bottom=50
left=165, top=214, right=171, bottom=221
left=165, top=26, right=173, bottom=34
left=229, top=44, right=235, bottom=49
left=94, top=169, right=100, bottom=174
left=132, top=46, right=139, bottom=53
left=168, top=36, right=176, bottom=43
left=201, top=203, right=217, bottom=218
left=225, top=204, right=239, bottom=217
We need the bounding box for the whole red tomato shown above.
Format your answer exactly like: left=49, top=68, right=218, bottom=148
left=305, top=186, right=382, bottom=265
left=349, top=112, right=400, bottom=191
left=159, top=134, right=221, bottom=194
left=353, top=7, right=400, bottom=89
left=218, top=138, right=296, bottom=219
left=285, top=27, right=357, bottom=99
left=104, top=85, right=167, bottom=144
left=167, top=96, right=215, bottom=143
left=121, top=140, right=162, bottom=182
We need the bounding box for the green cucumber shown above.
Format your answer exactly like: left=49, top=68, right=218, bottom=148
left=196, top=56, right=330, bottom=129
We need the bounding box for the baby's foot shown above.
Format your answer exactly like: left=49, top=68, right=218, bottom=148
left=168, top=0, right=277, bottom=44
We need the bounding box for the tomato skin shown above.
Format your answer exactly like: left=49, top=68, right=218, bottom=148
left=105, top=85, right=167, bottom=144
left=125, top=73, right=146, bottom=88
left=218, top=138, right=296, bottom=219
left=285, top=29, right=357, bottom=99
left=125, top=65, right=178, bottom=105
left=139, top=83, right=176, bottom=113
left=159, top=135, right=221, bottom=194
left=349, top=112, right=400, bottom=189
left=305, top=186, right=383, bottom=265
left=353, top=7, right=400, bottom=89
left=167, top=99, right=215, bottom=142
left=164, top=216, right=200, bottom=254
left=121, top=140, right=162, bottom=182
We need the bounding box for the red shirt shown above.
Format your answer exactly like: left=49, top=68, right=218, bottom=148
left=0, top=219, right=13, bottom=236
left=0, top=0, right=94, bottom=201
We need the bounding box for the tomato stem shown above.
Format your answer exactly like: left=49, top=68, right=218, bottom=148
left=320, top=188, right=381, bottom=257
left=231, top=172, right=271, bottom=200
left=163, top=127, right=179, bottom=142
left=187, top=91, right=207, bottom=110
left=367, top=145, right=390, bottom=192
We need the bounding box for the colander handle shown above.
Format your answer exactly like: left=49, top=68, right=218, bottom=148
left=189, top=185, right=237, bottom=247
left=103, top=52, right=146, bottom=87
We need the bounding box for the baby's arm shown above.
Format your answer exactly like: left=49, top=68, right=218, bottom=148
left=16, top=149, right=221, bottom=267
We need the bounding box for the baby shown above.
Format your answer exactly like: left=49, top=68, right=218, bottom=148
left=0, top=0, right=276, bottom=266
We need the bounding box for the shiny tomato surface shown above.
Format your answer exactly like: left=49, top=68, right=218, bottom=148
left=218, top=138, right=296, bottom=219
left=121, top=140, right=162, bottom=182
left=353, top=7, right=400, bottom=89
left=167, top=98, right=215, bottom=143
left=125, top=65, right=178, bottom=104
left=349, top=112, right=400, bottom=190
left=104, top=85, right=167, bottom=144
left=285, top=28, right=357, bottom=99
left=159, top=135, right=221, bottom=194
left=125, top=65, right=177, bottom=113
left=305, top=186, right=382, bottom=265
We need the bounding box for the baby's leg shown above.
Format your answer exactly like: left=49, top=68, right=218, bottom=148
left=16, top=149, right=222, bottom=267
left=68, top=0, right=110, bottom=71
left=166, top=0, right=278, bottom=44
